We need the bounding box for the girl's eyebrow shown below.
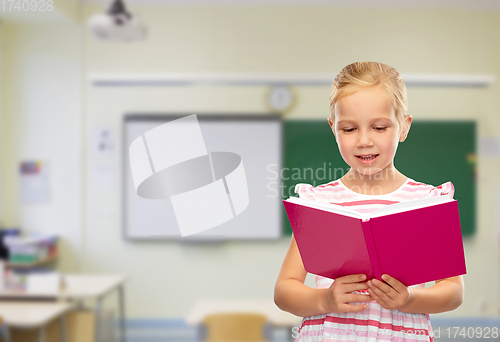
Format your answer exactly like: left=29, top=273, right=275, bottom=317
left=337, top=117, right=392, bottom=125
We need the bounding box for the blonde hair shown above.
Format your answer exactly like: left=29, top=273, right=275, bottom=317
left=329, top=61, right=410, bottom=136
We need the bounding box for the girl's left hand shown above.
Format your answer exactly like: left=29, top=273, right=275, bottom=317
left=367, top=274, right=412, bottom=310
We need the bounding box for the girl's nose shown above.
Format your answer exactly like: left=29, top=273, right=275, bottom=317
left=357, top=131, right=374, bottom=147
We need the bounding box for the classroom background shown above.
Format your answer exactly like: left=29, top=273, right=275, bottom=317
left=1, top=0, right=500, bottom=341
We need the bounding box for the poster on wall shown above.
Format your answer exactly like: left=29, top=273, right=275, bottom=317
left=20, top=161, right=50, bottom=204
left=91, top=127, right=114, bottom=195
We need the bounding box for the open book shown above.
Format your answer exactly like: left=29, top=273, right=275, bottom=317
left=283, top=196, right=467, bottom=286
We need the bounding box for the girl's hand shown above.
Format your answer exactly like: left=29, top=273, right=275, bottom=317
left=367, top=274, right=412, bottom=310
left=323, top=274, right=372, bottom=313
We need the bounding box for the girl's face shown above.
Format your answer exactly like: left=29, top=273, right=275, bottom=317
left=328, top=85, right=411, bottom=179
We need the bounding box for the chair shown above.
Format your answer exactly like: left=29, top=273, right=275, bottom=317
left=0, top=316, right=11, bottom=342
left=202, top=312, right=270, bottom=342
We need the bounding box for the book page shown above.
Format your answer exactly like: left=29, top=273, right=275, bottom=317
left=285, top=197, right=364, bottom=219
left=286, top=195, right=454, bottom=220
left=369, top=196, right=453, bottom=218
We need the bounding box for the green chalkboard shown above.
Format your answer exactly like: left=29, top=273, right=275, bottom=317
left=282, top=120, right=476, bottom=236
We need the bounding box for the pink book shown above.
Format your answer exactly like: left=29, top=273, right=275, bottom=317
left=283, top=196, right=467, bottom=286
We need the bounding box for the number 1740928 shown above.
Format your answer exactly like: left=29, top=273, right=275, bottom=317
left=442, top=327, right=498, bottom=339
left=1, top=0, right=53, bottom=11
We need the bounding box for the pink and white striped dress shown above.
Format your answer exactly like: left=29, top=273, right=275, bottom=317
left=293, top=177, right=455, bottom=342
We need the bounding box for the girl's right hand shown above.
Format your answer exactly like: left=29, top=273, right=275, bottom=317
left=323, top=274, right=372, bottom=313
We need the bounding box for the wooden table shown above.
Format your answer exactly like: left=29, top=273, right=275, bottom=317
left=0, top=301, right=74, bottom=342
left=0, top=274, right=126, bottom=342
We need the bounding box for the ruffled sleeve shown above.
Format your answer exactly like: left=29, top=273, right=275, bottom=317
left=428, top=181, right=455, bottom=199
left=294, top=183, right=316, bottom=201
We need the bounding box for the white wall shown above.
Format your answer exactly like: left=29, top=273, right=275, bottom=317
left=0, top=22, right=5, bottom=224
left=0, top=21, right=83, bottom=272
left=1, top=5, right=500, bottom=319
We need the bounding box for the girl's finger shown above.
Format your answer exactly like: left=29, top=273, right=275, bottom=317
left=340, top=274, right=366, bottom=284
left=346, top=293, right=372, bottom=303
left=367, top=288, right=388, bottom=308
left=368, top=280, right=392, bottom=302
left=370, top=279, right=396, bottom=300
left=345, top=282, right=369, bottom=293
left=341, top=303, right=368, bottom=313
left=381, top=274, right=405, bottom=293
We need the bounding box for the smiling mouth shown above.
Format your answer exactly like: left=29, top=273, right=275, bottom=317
left=356, top=154, right=379, bottom=160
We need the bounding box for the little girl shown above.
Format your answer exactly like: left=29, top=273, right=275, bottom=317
left=274, top=62, right=464, bottom=342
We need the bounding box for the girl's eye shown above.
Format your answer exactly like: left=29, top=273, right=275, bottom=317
left=341, top=127, right=386, bottom=132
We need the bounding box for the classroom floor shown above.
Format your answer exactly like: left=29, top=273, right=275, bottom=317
left=122, top=317, right=500, bottom=342
left=124, top=323, right=289, bottom=342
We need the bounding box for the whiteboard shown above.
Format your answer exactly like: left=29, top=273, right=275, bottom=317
left=123, top=114, right=282, bottom=241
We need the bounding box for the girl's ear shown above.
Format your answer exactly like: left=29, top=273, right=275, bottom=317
left=328, top=117, right=337, bottom=141
left=399, top=115, right=413, bottom=142
left=399, top=133, right=407, bottom=142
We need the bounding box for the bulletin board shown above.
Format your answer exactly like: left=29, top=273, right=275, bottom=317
left=282, top=120, right=476, bottom=236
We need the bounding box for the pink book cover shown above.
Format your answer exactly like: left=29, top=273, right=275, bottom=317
left=283, top=197, right=467, bottom=286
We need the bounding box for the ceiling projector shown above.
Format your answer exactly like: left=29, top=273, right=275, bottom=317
left=88, top=0, right=147, bottom=42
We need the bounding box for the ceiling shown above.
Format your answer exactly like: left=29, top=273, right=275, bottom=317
left=2, top=0, right=498, bottom=24
left=81, top=0, right=500, bottom=9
